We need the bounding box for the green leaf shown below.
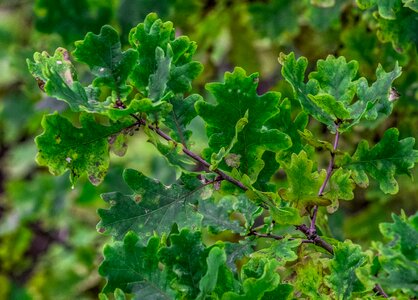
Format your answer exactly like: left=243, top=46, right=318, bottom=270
left=163, top=94, right=202, bottom=146
left=324, top=168, right=355, bottom=213
left=341, top=128, right=418, bottom=194
left=27, top=48, right=92, bottom=112
left=97, top=169, right=204, bottom=239
left=347, top=62, right=402, bottom=129
left=357, top=0, right=418, bottom=51
left=379, top=212, right=418, bottom=261
left=280, top=151, right=330, bottom=210
left=308, top=55, right=358, bottom=104
left=72, top=25, right=138, bottom=100
left=279, top=52, right=402, bottom=132
left=196, top=67, right=291, bottom=182
left=325, top=240, right=367, bottom=300
left=269, top=206, right=304, bottom=225
left=99, top=232, right=174, bottom=298
left=158, top=229, right=208, bottom=299
left=373, top=212, right=418, bottom=297
left=210, top=111, right=249, bottom=171
left=35, top=113, right=129, bottom=186
left=403, top=0, right=418, bottom=12
left=199, top=197, right=244, bottom=234
left=279, top=52, right=336, bottom=130
left=299, top=129, right=334, bottom=152
left=145, top=128, right=195, bottom=178
left=225, top=241, right=256, bottom=273
left=222, top=258, right=281, bottom=300
left=129, top=13, right=203, bottom=97
left=254, top=237, right=301, bottom=265
left=197, top=246, right=238, bottom=300
left=308, top=93, right=351, bottom=120
left=27, top=48, right=163, bottom=121
left=266, top=97, right=309, bottom=163
left=99, top=288, right=126, bottom=300
left=357, top=0, right=401, bottom=19
left=294, top=257, right=326, bottom=300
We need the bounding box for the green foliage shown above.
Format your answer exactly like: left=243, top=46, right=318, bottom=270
left=196, top=67, right=291, bottom=182
left=35, top=113, right=130, bottom=185
left=2, top=1, right=417, bottom=299
left=341, top=128, right=418, bottom=194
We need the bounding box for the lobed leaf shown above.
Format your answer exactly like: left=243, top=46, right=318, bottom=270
left=373, top=212, right=418, bottom=296
left=222, top=258, right=281, bottom=300
left=196, top=67, right=291, bottom=182
left=279, top=52, right=402, bottom=132
left=325, top=240, right=368, bottom=299
left=279, top=151, right=330, bottom=211
left=341, top=128, right=418, bottom=194
left=99, top=232, right=174, bottom=298
left=97, top=169, right=205, bottom=239
left=158, top=229, right=208, bottom=299
left=35, top=113, right=129, bottom=186
left=73, top=25, right=138, bottom=100
left=129, top=13, right=203, bottom=97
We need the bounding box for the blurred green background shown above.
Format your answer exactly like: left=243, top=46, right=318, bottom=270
left=0, top=0, right=417, bottom=299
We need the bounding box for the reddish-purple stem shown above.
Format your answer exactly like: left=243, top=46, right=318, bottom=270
left=308, top=125, right=340, bottom=237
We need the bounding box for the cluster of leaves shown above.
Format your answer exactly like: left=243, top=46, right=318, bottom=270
left=26, top=10, right=418, bottom=299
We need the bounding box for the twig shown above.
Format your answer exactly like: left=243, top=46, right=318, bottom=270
left=247, top=231, right=313, bottom=244
left=132, top=115, right=334, bottom=256
left=373, top=284, right=389, bottom=298
left=296, top=224, right=334, bottom=254
left=131, top=114, right=248, bottom=191
left=308, top=124, right=340, bottom=237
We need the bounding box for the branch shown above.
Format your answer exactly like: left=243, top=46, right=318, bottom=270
left=308, top=124, right=341, bottom=237
left=296, top=224, right=334, bottom=254
left=131, top=114, right=248, bottom=191
left=247, top=230, right=313, bottom=244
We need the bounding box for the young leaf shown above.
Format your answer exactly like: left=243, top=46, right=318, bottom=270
left=294, top=257, right=326, bottom=300
left=308, top=55, right=358, bottom=104
left=279, top=151, right=330, bottom=211
left=325, top=240, right=368, bottom=299
left=279, top=52, right=336, bottom=131
left=279, top=52, right=402, bottom=132
left=35, top=113, right=129, bottom=186
left=97, top=169, right=205, bottom=239
left=196, top=67, right=291, bottom=182
left=346, top=62, right=402, bottom=130
left=222, top=257, right=281, bottom=299
left=72, top=25, right=138, bottom=100
left=254, top=237, right=301, bottom=265
left=99, top=231, right=175, bottom=298
left=340, top=128, right=418, bottom=194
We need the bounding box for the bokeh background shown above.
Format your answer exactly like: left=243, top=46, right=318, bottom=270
left=0, top=0, right=417, bottom=299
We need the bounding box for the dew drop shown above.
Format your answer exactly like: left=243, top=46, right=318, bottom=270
left=99, top=67, right=105, bottom=72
